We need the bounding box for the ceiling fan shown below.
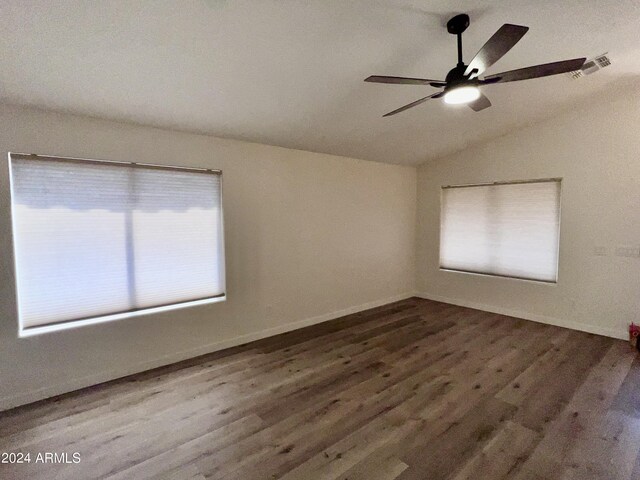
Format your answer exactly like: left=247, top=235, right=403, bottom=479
left=365, top=14, right=586, bottom=117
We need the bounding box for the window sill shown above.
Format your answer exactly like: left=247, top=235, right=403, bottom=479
left=18, top=295, right=227, bottom=338
left=439, top=268, right=557, bottom=285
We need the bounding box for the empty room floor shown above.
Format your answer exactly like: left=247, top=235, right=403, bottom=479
left=1, top=298, right=639, bottom=480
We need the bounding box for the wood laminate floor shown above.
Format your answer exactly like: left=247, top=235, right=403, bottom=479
left=1, top=298, right=639, bottom=480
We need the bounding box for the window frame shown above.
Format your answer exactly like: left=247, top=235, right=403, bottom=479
left=8, top=152, right=227, bottom=337
left=438, top=177, right=562, bottom=284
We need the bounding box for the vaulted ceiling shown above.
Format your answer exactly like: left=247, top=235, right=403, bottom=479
left=1, top=0, right=639, bottom=165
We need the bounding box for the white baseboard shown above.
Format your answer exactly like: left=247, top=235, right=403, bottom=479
left=415, top=292, right=625, bottom=340
left=0, top=291, right=415, bottom=411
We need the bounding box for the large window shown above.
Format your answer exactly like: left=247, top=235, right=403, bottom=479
left=440, top=179, right=561, bottom=283
left=9, top=154, right=225, bottom=336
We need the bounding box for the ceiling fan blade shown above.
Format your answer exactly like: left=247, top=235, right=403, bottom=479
left=465, top=24, right=529, bottom=78
left=483, top=58, right=587, bottom=83
left=478, top=77, right=503, bottom=85
left=365, top=75, right=443, bottom=85
left=468, top=92, right=491, bottom=112
left=382, top=91, right=444, bottom=117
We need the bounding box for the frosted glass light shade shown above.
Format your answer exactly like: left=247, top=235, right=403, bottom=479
left=443, top=86, right=481, bottom=105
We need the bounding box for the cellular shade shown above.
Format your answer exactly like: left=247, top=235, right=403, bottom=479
left=9, top=154, right=225, bottom=333
left=440, top=179, right=561, bottom=282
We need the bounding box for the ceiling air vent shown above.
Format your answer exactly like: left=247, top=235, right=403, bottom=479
left=567, top=53, right=611, bottom=79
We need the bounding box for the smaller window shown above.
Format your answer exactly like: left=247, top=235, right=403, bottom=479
left=9, top=153, right=226, bottom=336
left=439, top=179, right=561, bottom=283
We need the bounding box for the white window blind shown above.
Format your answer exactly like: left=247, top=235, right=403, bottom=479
left=440, top=179, right=561, bottom=283
left=9, top=154, right=225, bottom=335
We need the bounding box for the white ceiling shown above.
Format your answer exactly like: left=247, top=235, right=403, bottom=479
left=1, top=0, right=639, bottom=165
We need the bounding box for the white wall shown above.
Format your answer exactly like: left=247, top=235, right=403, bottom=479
left=4, top=83, right=639, bottom=410
left=0, top=105, right=417, bottom=410
left=416, top=86, right=640, bottom=340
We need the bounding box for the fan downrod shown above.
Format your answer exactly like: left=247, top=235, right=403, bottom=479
left=447, top=14, right=470, bottom=71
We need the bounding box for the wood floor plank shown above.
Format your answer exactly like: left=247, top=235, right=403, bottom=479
left=334, top=450, right=408, bottom=480
left=397, top=397, right=518, bottom=480
left=511, top=332, right=612, bottom=433
left=496, top=334, right=583, bottom=406
left=451, top=421, right=540, bottom=480
left=609, top=356, right=640, bottom=418
left=513, top=340, right=636, bottom=480
left=0, top=298, right=635, bottom=480
left=559, top=411, right=640, bottom=480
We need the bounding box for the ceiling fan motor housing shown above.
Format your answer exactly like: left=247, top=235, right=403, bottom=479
left=444, top=65, right=478, bottom=90
left=445, top=65, right=465, bottom=85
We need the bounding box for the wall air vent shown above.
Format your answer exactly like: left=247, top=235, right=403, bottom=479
left=567, top=53, right=611, bottom=79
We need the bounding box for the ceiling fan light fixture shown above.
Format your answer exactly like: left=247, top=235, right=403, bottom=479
left=365, top=14, right=586, bottom=117
left=443, top=86, right=481, bottom=105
